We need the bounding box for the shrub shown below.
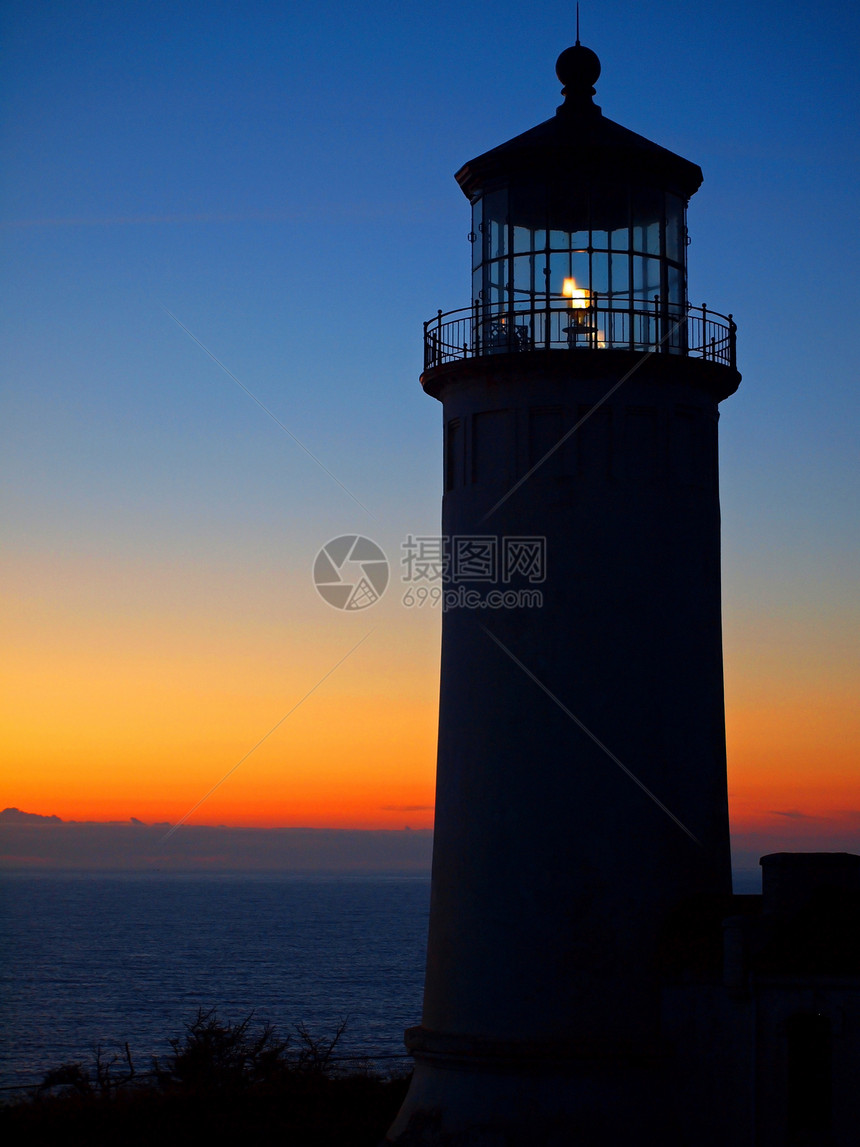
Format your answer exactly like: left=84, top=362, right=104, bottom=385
left=1, top=1010, right=410, bottom=1146
left=153, top=1007, right=292, bottom=1092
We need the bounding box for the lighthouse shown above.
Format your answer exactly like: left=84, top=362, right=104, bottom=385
left=389, top=41, right=741, bottom=1144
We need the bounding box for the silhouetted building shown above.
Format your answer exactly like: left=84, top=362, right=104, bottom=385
left=659, top=852, right=860, bottom=1145
left=387, top=42, right=859, bottom=1147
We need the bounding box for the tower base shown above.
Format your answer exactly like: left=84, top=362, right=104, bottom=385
left=386, top=1027, right=679, bottom=1147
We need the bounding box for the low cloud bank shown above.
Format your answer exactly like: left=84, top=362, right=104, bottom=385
left=0, top=809, right=433, bottom=873
left=5, top=808, right=856, bottom=881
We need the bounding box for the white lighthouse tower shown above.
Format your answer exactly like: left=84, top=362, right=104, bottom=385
left=389, top=41, right=740, bottom=1144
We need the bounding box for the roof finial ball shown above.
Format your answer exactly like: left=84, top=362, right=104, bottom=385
left=556, top=42, right=601, bottom=114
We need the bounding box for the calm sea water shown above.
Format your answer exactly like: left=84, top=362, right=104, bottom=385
left=0, top=872, right=430, bottom=1089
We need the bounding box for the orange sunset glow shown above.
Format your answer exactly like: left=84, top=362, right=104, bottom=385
left=4, top=536, right=857, bottom=843
left=724, top=598, right=860, bottom=851
left=2, top=550, right=439, bottom=829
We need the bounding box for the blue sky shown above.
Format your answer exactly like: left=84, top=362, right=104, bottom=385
left=2, top=1, right=858, bottom=840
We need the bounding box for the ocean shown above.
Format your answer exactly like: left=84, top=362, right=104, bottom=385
left=0, top=871, right=430, bottom=1090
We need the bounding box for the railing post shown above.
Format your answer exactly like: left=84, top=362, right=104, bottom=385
left=728, top=313, right=736, bottom=371
left=701, top=303, right=708, bottom=360
left=473, top=298, right=480, bottom=357
left=653, top=294, right=660, bottom=353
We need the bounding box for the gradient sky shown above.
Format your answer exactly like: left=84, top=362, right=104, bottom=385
left=2, top=2, right=858, bottom=857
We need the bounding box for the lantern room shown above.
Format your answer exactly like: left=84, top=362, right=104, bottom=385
left=424, top=42, right=735, bottom=370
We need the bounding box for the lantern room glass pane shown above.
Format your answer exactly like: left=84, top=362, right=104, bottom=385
left=610, top=252, right=629, bottom=298
left=489, top=218, right=507, bottom=259
left=483, top=189, right=508, bottom=260
left=665, top=194, right=684, bottom=264
left=667, top=264, right=682, bottom=308
left=487, top=280, right=505, bottom=310
left=591, top=252, right=609, bottom=295
left=549, top=250, right=570, bottom=295
left=486, top=256, right=506, bottom=311
left=632, top=188, right=663, bottom=255
left=633, top=255, right=661, bottom=299
left=513, top=225, right=532, bottom=254
left=591, top=226, right=610, bottom=253
left=570, top=251, right=589, bottom=297
left=611, top=225, right=629, bottom=251
left=513, top=254, right=534, bottom=298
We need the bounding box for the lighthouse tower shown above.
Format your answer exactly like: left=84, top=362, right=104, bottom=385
left=389, top=42, right=740, bottom=1144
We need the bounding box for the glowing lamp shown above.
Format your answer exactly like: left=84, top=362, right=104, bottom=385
left=562, top=277, right=591, bottom=309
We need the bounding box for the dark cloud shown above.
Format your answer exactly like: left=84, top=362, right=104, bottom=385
left=0, top=807, right=62, bottom=823
left=768, top=809, right=829, bottom=820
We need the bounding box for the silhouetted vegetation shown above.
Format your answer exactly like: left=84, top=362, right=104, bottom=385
left=0, top=1010, right=410, bottom=1146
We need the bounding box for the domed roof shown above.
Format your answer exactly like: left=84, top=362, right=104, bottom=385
left=455, top=44, right=703, bottom=200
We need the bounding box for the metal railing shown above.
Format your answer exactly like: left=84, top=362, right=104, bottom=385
left=423, top=296, right=736, bottom=372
